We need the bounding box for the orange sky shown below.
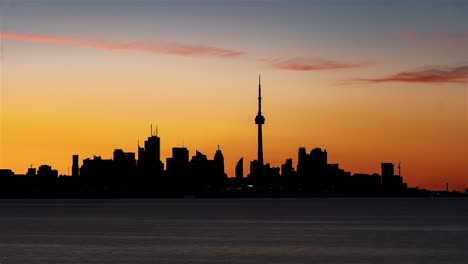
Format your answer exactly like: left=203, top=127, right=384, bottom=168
left=0, top=1, right=467, bottom=191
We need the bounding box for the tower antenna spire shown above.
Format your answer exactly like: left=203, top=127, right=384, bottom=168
left=258, top=74, right=262, bottom=114
left=151, top=124, right=153, bottom=136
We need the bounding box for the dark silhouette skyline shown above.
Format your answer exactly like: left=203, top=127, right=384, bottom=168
left=0, top=79, right=465, bottom=198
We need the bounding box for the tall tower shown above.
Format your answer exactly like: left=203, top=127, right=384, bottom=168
left=236, top=157, right=243, bottom=180
left=72, top=155, right=79, bottom=177
left=137, top=125, right=163, bottom=177
left=255, top=75, right=265, bottom=166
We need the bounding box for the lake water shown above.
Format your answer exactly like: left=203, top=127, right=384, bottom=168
left=0, top=198, right=467, bottom=263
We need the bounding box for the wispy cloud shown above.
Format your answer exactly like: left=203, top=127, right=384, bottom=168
left=0, top=32, right=245, bottom=58
left=401, top=31, right=468, bottom=49
left=261, top=57, right=368, bottom=71
left=349, top=65, right=468, bottom=84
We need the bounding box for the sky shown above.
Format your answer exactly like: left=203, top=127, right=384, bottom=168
left=0, top=0, right=467, bottom=191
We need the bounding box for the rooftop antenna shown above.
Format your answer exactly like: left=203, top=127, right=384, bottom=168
left=217, top=144, right=220, bottom=151
left=151, top=124, right=153, bottom=136
left=156, top=125, right=158, bottom=137
left=398, top=162, right=401, bottom=177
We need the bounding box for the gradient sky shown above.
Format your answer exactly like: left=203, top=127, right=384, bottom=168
left=0, top=0, right=467, bottom=191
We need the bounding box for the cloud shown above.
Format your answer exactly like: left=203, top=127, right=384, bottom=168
left=351, top=65, right=468, bottom=84
left=401, top=31, right=468, bottom=49
left=261, top=57, right=368, bottom=71
left=0, top=32, right=245, bottom=58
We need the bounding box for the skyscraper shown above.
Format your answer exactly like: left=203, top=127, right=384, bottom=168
left=137, top=126, right=164, bottom=177
left=166, top=147, right=189, bottom=178
left=255, top=76, right=265, bottom=166
left=235, top=157, right=243, bottom=180
left=213, top=146, right=225, bottom=176
left=72, top=155, right=79, bottom=177
left=381, top=162, right=394, bottom=187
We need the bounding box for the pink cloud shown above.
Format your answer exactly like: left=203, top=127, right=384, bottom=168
left=352, top=65, right=468, bottom=84
left=401, top=31, right=468, bottom=49
left=261, top=57, right=368, bottom=71
left=0, top=32, right=245, bottom=58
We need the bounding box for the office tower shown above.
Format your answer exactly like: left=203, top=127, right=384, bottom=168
left=72, top=155, right=79, bottom=177
left=236, top=157, right=243, bottom=180
left=281, top=158, right=293, bottom=177
left=381, top=162, right=394, bottom=185
left=137, top=126, right=164, bottom=177
left=214, top=146, right=225, bottom=175
left=167, top=147, right=189, bottom=178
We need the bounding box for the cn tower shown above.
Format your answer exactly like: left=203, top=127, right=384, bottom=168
left=255, top=75, right=265, bottom=166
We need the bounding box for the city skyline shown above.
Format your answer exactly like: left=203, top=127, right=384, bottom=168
left=0, top=78, right=459, bottom=195
left=0, top=0, right=467, bottom=191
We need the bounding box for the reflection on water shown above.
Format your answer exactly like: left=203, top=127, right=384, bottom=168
left=0, top=198, right=467, bottom=264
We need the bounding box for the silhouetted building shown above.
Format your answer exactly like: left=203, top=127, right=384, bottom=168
left=250, top=160, right=260, bottom=178
left=178, top=147, right=227, bottom=194
left=281, top=158, right=294, bottom=177
left=248, top=159, right=280, bottom=191
left=26, top=167, right=36, bottom=177
left=297, top=147, right=327, bottom=178
left=114, top=149, right=136, bottom=177
left=138, top=129, right=164, bottom=177
left=166, top=147, right=189, bottom=178
left=189, top=150, right=208, bottom=182
left=213, top=147, right=225, bottom=176
left=296, top=147, right=343, bottom=194
left=297, top=147, right=307, bottom=174
left=72, top=155, right=79, bottom=177
left=173, top=147, right=189, bottom=166
left=351, top=173, right=382, bottom=195
left=138, top=144, right=145, bottom=169
left=310, top=148, right=327, bottom=168
left=235, top=157, right=243, bottom=180
left=381, top=163, right=394, bottom=184
left=0, top=169, right=14, bottom=177
left=381, top=162, right=404, bottom=194
left=37, top=165, right=58, bottom=178
left=80, top=156, right=114, bottom=178
left=37, top=165, right=51, bottom=177
left=114, top=149, right=136, bottom=167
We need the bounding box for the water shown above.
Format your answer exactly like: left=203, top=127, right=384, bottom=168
left=0, top=198, right=467, bottom=263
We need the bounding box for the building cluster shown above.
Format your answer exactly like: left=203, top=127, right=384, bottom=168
left=0, top=141, right=408, bottom=197
left=237, top=77, right=407, bottom=196
left=0, top=132, right=228, bottom=197
left=68, top=131, right=227, bottom=196
left=0, top=77, right=442, bottom=198
left=270, top=147, right=405, bottom=196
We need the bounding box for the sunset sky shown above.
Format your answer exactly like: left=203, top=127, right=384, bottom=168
left=0, top=0, right=467, bottom=191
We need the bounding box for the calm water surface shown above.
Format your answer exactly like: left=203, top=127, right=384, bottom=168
left=0, top=198, right=467, bottom=263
